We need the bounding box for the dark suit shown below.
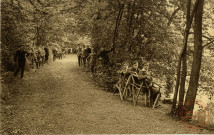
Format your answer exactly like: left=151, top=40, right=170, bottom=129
left=14, top=49, right=27, bottom=78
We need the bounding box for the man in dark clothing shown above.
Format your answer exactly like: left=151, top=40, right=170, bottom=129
left=35, top=51, right=42, bottom=69
left=86, top=47, right=92, bottom=54
left=82, top=46, right=92, bottom=67
left=52, top=50, right=58, bottom=61
left=44, top=47, right=49, bottom=62
left=14, top=46, right=28, bottom=78
left=97, top=47, right=111, bottom=65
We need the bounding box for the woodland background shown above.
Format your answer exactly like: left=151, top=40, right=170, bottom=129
left=1, top=0, right=214, bottom=124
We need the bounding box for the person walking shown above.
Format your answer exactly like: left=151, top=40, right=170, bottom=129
left=14, top=45, right=28, bottom=78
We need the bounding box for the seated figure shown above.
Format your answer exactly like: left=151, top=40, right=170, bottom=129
left=126, top=61, right=139, bottom=74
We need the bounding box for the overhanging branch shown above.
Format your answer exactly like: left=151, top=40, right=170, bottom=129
left=203, top=40, right=214, bottom=48
left=189, top=32, right=214, bottom=48
left=167, top=6, right=181, bottom=26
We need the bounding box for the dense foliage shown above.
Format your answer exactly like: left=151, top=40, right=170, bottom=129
left=1, top=0, right=214, bottom=120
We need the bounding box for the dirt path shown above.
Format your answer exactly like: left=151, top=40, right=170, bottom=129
left=2, top=54, right=213, bottom=134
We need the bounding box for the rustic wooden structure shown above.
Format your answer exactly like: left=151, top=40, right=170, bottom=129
left=115, top=71, right=161, bottom=108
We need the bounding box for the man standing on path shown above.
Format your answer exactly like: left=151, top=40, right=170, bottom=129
left=44, top=47, right=49, bottom=62
left=89, top=49, right=97, bottom=74
left=14, top=45, right=28, bottom=78
left=77, top=45, right=82, bottom=67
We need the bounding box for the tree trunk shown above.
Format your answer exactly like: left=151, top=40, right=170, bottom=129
left=126, top=2, right=136, bottom=52
left=112, top=3, right=124, bottom=52
left=171, top=0, right=200, bottom=114
left=183, top=0, right=204, bottom=120
left=178, top=52, right=187, bottom=106
left=171, top=0, right=191, bottom=114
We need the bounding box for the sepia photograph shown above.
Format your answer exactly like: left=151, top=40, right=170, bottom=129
left=1, top=0, right=214, bottom=134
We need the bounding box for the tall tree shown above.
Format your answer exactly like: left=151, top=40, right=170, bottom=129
left=172, top=0, right=191, bottom=115
left=171, top=0, right=200, bottom=114
left=183, top=0, right=204, bottom=120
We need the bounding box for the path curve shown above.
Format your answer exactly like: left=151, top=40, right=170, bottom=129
left=2, top=54, right=212, bottom=134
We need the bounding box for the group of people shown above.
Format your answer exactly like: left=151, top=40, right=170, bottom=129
left=77, top=45, right=96, bottom=73
left=76, top=44, right=113, bottom=75
left=14, top=45, right=49, bottom=78
left=123, top=60, right=161, bottom=106
left=52, top=49, right=64, bottom=61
